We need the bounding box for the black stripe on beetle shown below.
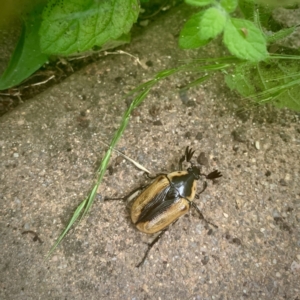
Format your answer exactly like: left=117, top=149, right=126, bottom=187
left=106, top=146, right=222, bottom=267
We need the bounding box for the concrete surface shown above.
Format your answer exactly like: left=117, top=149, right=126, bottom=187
left=1, top=4, right=300, bottom=300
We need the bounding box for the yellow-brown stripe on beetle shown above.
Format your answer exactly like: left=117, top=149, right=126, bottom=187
left=106, top=146, right=222, bottom=267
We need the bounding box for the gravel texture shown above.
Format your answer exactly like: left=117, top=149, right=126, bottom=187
left=1, top=4, right=300, bottom=300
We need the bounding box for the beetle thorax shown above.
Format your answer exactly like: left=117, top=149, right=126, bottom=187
left=168, top=167, right=199, bottom=199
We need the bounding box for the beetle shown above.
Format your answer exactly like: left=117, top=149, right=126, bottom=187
left=107, top=146, right=222, bottom=267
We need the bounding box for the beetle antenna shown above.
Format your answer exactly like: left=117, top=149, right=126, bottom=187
left=179, top=146, right=195, bottom=171
left=179, top=146, right=195, bottom=170
left=202, top=170, right=222, bottom=180
left=185, top=146, right=195, bottom=163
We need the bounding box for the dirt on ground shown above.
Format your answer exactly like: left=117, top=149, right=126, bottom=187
left=0, top=4, right=300, bottom=300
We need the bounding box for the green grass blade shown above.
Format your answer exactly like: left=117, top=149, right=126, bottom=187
left=180, top=74, right=211, bottom=91
left=46, top=199, right=87, bottom=257
left=48, top=88, right=150, bottom=256
left=81, top=88, right=151, bottom=219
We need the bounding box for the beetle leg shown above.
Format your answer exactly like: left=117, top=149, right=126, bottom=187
left=106, top=172, right=168, bottom=202
left=145, top=172, right=166, bottom=180
left=136, top=227, right=168, bottom=267
left=192, top=181, right=217, bottom=227
left=146, top=174, right=157, bottom=180
left=104, top=184, right=147, bottom=202
left=190, top=202, right=218, bottom=228
left=197, top=181, right=208, bottom=196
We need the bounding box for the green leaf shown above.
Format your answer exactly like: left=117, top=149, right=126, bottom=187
left=220, top=0, right=238, bottom=13
left=238, top=0, right=255, bottom=21
left=100, top=33, right=131, bottom=51
left=199, top=7, right=227, bottom=40
left=179, top=11, right=210, bottom=49
left=185, top=0, right=214, bottom=6
left=0, top=4, right=48, bottom=90
left=223, top=18, right=268, bottom=62
left=39, top=0, right=139, bottom=56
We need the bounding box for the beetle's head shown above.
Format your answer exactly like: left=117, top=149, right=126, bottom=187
left=187, top=165, right=201, bottom=180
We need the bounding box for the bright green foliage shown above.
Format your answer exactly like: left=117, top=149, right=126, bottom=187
left=223, top=18, right=268, bottom=62
left=180, top=0, right=269, bottom=62
left=0, top=4, right=48, bottom=90
left=225, top=58, right=300, bottom=111
left=39, top=0, right=139, bottom=55
left=220, top=0, right=238, bottom=13
left=199, top=7, right=226, bottom=40
left=180, top=0, right=300, bottom=111
left=179, top=11, right=210, bottom=49
left=0, top=0, right=140, bottom=90
left=185, top=0, right=215, bottom=6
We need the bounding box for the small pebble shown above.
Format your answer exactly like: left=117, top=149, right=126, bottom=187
left=235, top=198, right=243, bottom=209
left=272, top=208, right=281, bottom=218
left=291, top=261, right=300, bottom=272
left=23, top=223, right=30, bottom=230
